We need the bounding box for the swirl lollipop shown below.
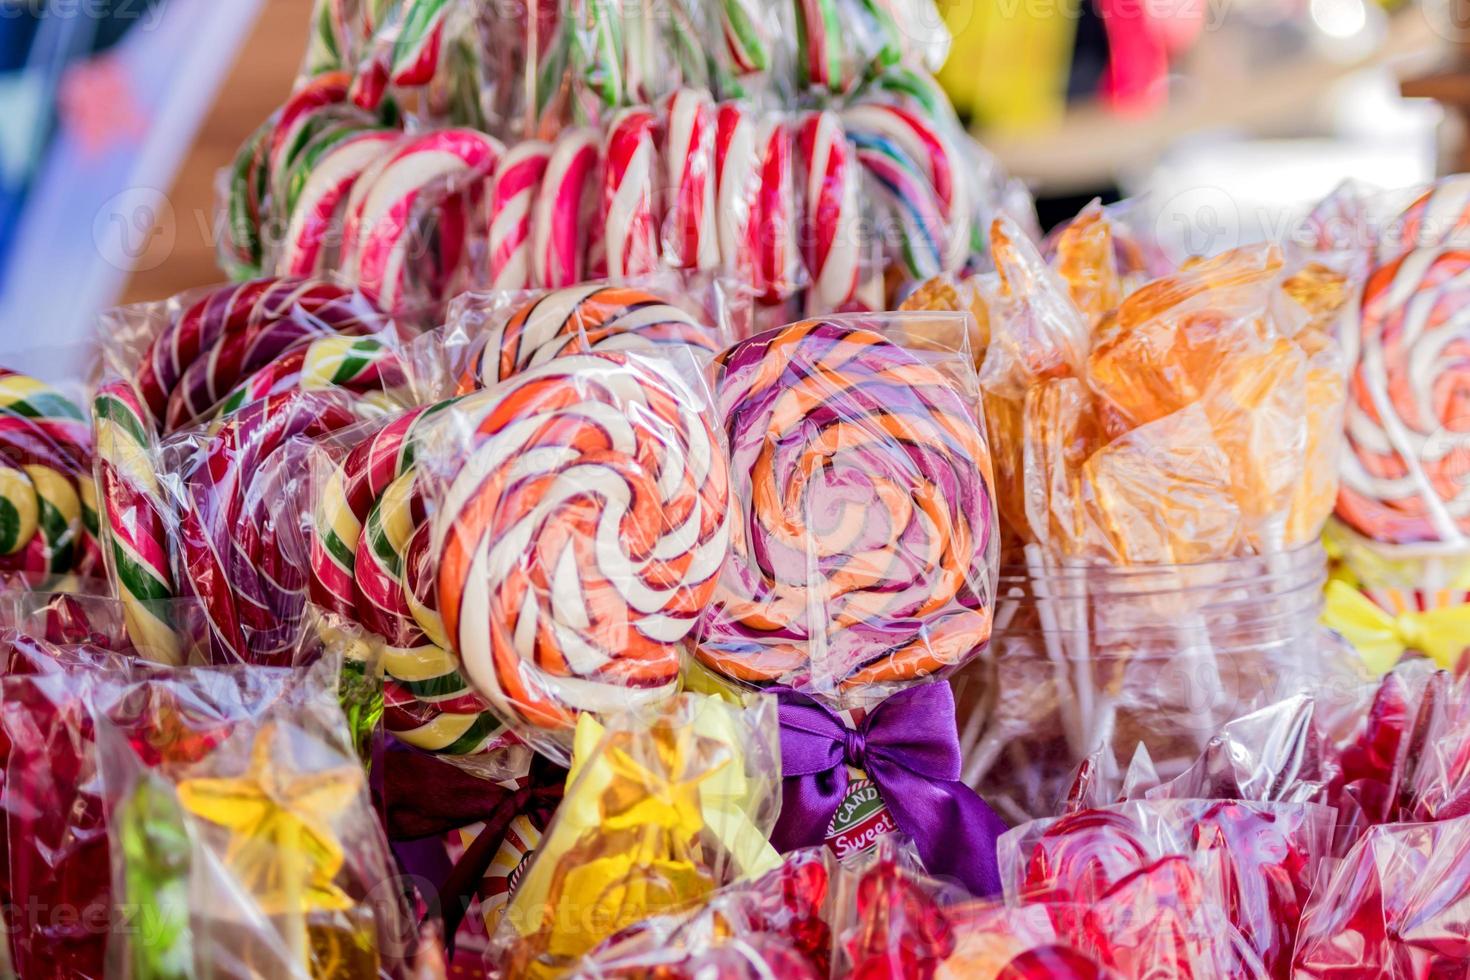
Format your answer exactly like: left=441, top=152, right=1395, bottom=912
left=0, top=370, right=99, bottom=580
left=431, top=352, right=729, bottom=747
left=696, top=319, right=996, bottom=694
left=457, top=284, right=719, bottom=391
left=310, top=404, right=513, bottom=756
left=1337, top=246, right=1470, bottom=547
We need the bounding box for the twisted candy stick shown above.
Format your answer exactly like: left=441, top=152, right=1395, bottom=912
left=223, top=120, right=273, bottom=278
left=343, top=128, right=503, bottom=314
left=532, top=128, right=601, bottom=289
left=602, top=108, right=662, bottom=281
left=93, top=381, right=179, bottom=663
left=797, top=111, right=861, bottom=313
left=662, top=88, right=719, bottom=272
left=489, top=140, right=552, bottom=291
left=721, top=0, right=771, bottom=74
left=178, top=390, right=364, bottom=663
left=696, top=320, right=996, bottom=691
left=714, top=101, right=759, bottom=281
left=458, top=284, right=719, bottom=390
left=281, top=129, right=401, bottom=277
left=845, top=101, right=970, bottom=276
left=136, top=278, right=370, bottom=429
left=795, top=0, right=844, bottom=90
left=212, top=335, right=408, bottom=420
left=844, top=103, right=953, bottom=279
left=753, top=118, right=800, bottom=302
left=433, top=352, right=730, bottom=734
left=312, top=406, right=511, bottom=754
left=1337, top=246, right=1470, bottom=546
left=0, top=370, right=99, bottom=578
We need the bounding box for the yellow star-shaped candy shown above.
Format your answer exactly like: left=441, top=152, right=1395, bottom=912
left=176, top=722, right=363, bottom=916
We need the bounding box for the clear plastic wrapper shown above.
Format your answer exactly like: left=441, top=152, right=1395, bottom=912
left=953, top=545, right=1365, bottom=823
left=0, top=367, right=102, bottom=583
left=489, top=692, right=782, bottom=977
left=837, top=836, right=1267, bottom=978
left=1000, top=798, right=1332, bottom=977
left=973, top=211, right=1349, bottom=561
left=694, top=313, right=996, bottom=701
left=1292, top=813, right=1470, bottom=978
left=413, top=278, right=735, bottom=401
left=92, top=655, right=416, bottom=979
left=414, top=347, right=728, bottom=762
left=568, top=847, right=836, bottom=978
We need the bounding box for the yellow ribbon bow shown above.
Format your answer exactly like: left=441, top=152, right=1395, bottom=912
left=1323, top=579, right=1470, bottom=674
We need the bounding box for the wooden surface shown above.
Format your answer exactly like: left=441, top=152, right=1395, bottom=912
left=120, top=0, right=310, bottom=303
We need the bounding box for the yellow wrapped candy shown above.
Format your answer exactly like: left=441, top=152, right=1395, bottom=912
left=497, top=693, right=781, bottom=978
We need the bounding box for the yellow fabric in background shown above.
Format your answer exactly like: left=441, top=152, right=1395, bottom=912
left=938, top=0, right=1078, bottom=131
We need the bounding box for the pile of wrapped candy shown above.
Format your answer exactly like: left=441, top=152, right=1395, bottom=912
left=6, top=1, right=1470, bottom=977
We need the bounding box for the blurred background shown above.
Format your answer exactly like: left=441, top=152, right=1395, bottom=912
left=0, top=0, right=1463, bottom=370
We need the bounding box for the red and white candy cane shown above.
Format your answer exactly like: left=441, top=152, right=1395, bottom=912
left=532, top=128, right=601, bottom=289
left=797, top=111, right=861, bottom=313
left=136, top=278, right=373, bottom=430
left=311, top=404, right=514, bottom=755
left=281, top=129, right=401, bottom=277
left=714, top=101, right=760, bottom=282
left=93, top=380, right=179, bottom=663
left=602, top=108, right=662, bottom=282
left=753, top=118, right=800, bottom=303
left=458, top=284, right=719, bottom=390
left=662, top=88, right=719, bottom=272
left=488, top=140, right=552, bottom=291
left=431, top=352, right=730, bottom=743
left=177, top=389, right=366, bottom=663
left=1338, top=245, right=1470, bottom=547
left=343, top=128, right=503, bottom=314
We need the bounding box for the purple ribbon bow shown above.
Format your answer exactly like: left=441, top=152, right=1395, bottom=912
left=770, top=682, right=1007, bottom=898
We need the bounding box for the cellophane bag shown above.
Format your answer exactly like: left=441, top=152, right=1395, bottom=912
left=489, top=692, right=782, bottom=977
left=412, top=345, right=728, bottom=763
left=0, top=364, right=104, bottom=585
left=411, top=276, right=738, bottom=402
left=693, top=311, right=998, bottom=708
left=568, top=847, right=836, bottom=978
left=93, top=654, right=416, bottom=979
left=836, top=834, right=1268, bottom=978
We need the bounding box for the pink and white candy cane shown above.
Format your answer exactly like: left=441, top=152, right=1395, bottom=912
left=532, top=128, right=600, bottom=289
left=282, top=130, right=401, bottom=276
left=714, top=101, right=759, bottom=281
left=662, top=88, right=719, bottom=272
left=602, top=108, right=663, bottom=281
left=844, top=101, right=971, bottom=275
left=488, top=140, right=551, bottom=291
left=753, top=118, right=800, bottom=303
left=797, top=111, right=861, bottom=313
left=343, top=128, right=503, bottom=314
left=268, top=71, right=352, bottom=183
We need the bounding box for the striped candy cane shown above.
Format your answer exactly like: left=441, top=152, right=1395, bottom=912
left=343, top=128, right=503, bottom=314
left=662, top=88, right=718, bottom=272
left=488, top=140, right=552, bottom=291
left=93, top=381, right=180, bottom=663
left=796, top=111, right=861, bottom=313
left=532, top=127, right=600, bottom=289
left=602, top=108, right=661, bottom=281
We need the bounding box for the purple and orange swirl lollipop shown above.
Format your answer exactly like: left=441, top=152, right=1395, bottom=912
left=697, top=318, right=997, bottom=695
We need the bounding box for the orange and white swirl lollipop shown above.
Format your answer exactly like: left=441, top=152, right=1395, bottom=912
left=1337, top=245, right=1470, bottom=547
left=431, top=351, right=729, bottom=750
